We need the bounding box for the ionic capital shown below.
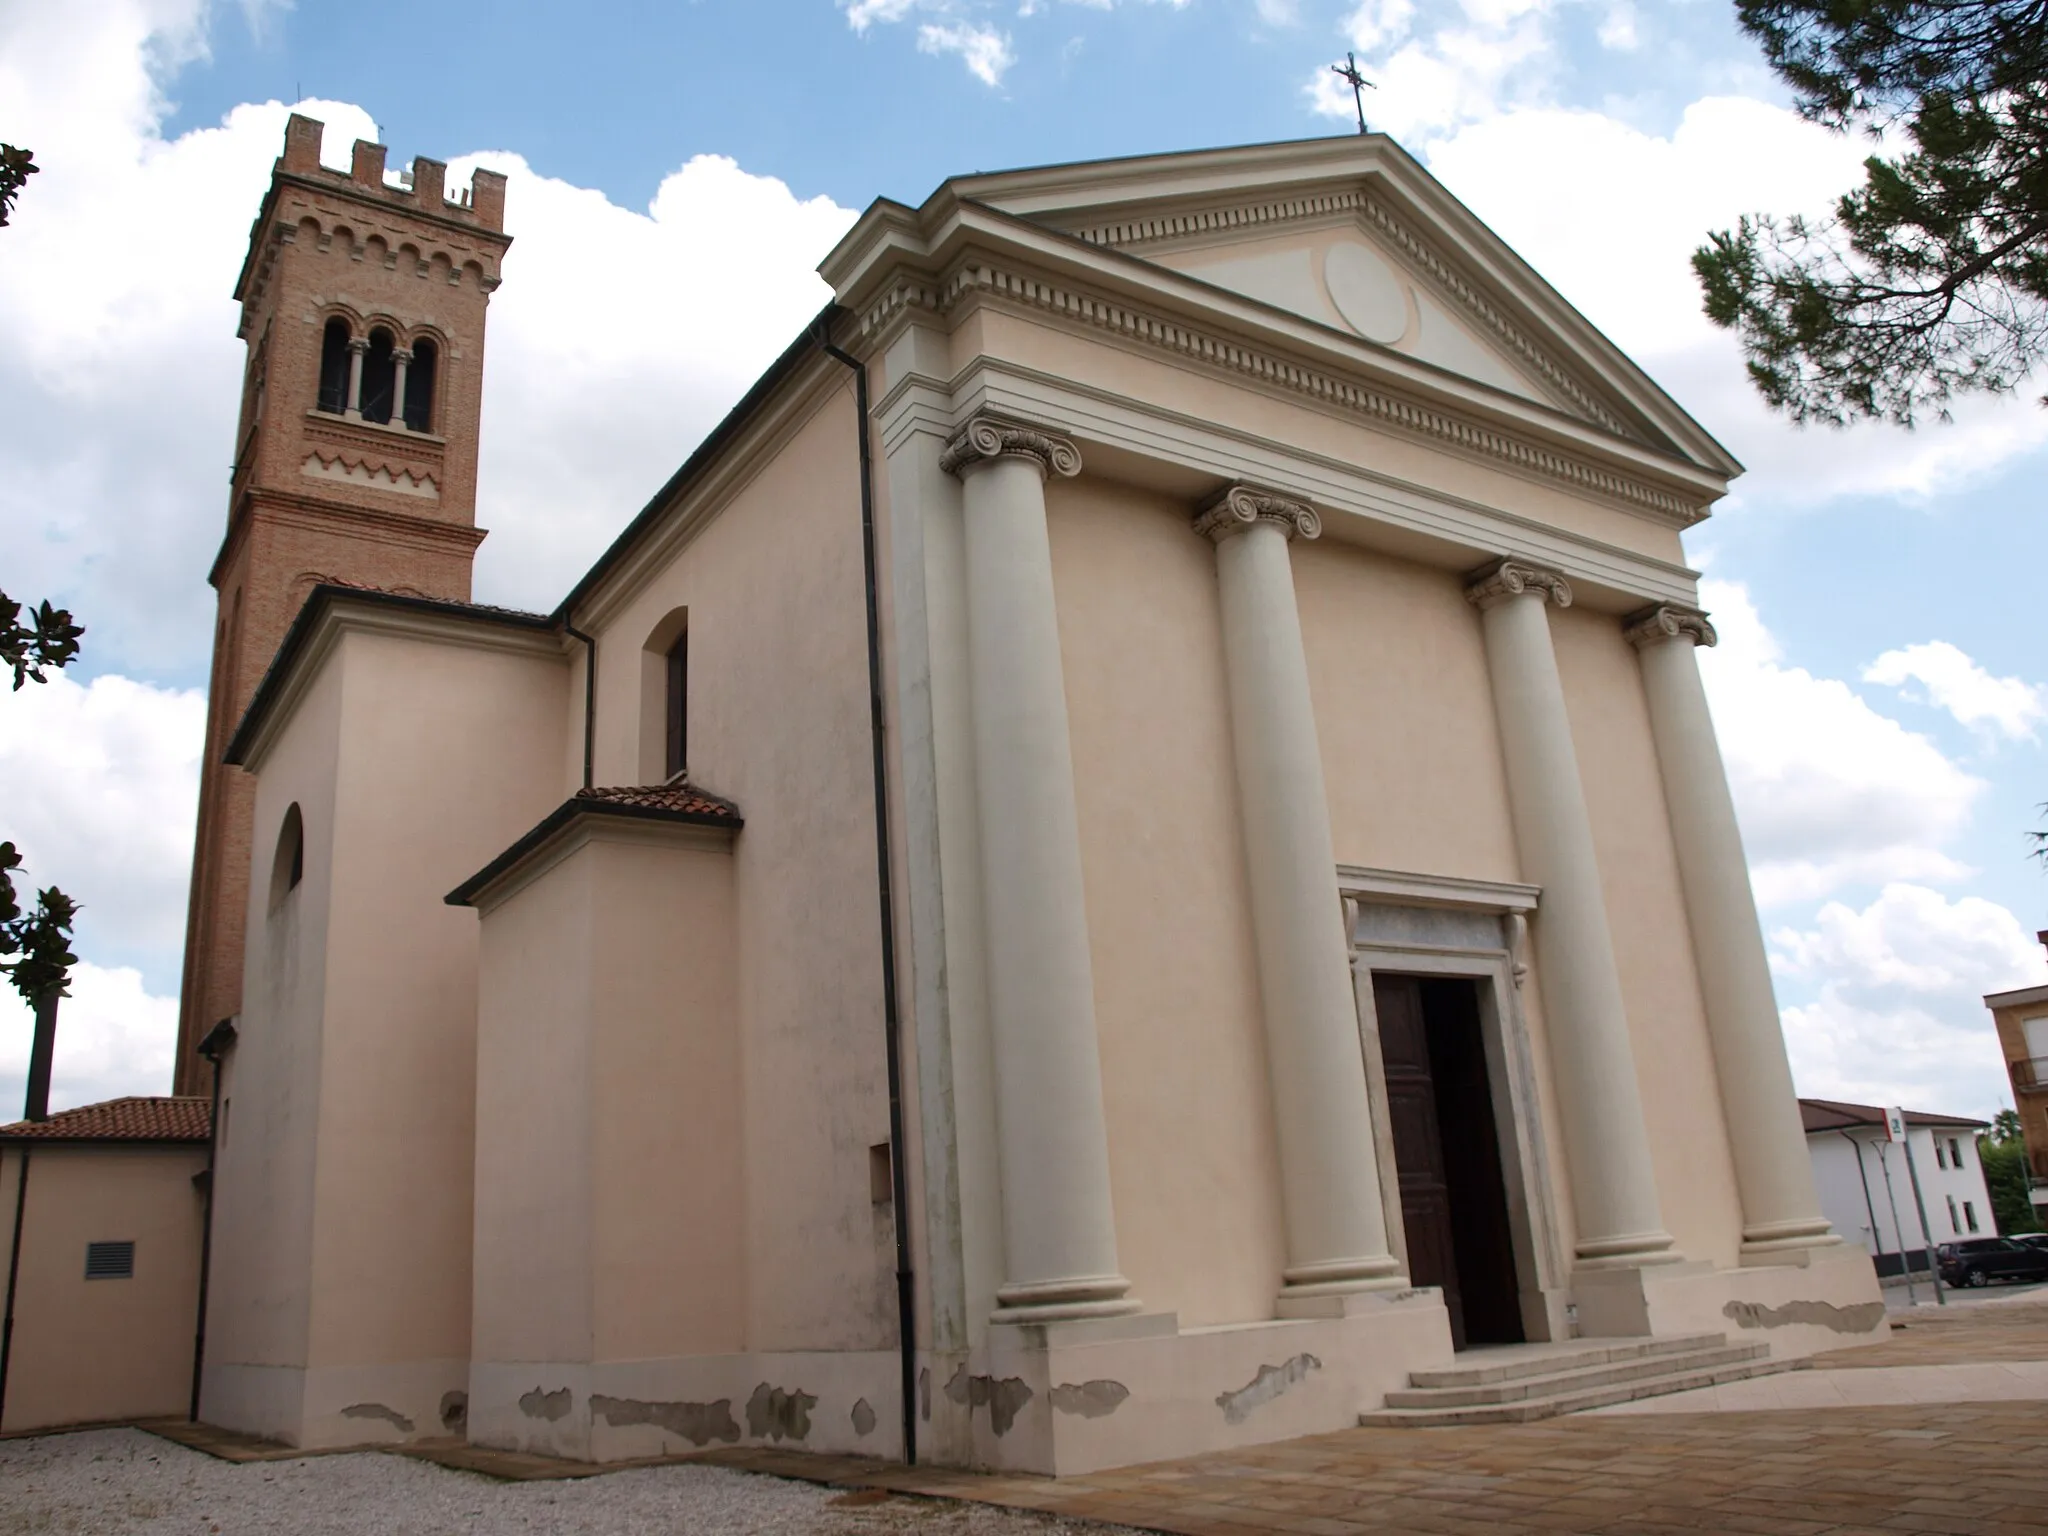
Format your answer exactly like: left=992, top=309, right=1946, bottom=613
left=1464, top=557, right=1573, bottom=611
left=1623, top=603, right=1718, bottom=650
left=939, top=414, right=1082, bottom=482
left=1194, top=484, right=1322, bottom=544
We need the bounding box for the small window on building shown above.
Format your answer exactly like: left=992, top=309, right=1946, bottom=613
left=403, top=338, right=437, bottom=432
left=1965, top=1200, right=1980, bottom=1233
left=1947, top=1194, right=1960, bottom=1232
left=316, top=318, right=351, bottom=414
left=84, top=1240, right=135, bottom=1280
left=1935, top=1141, right=1948, bottom=1169
left=359, top=328, right=397, bottom=424
left=665, top=629, right=688, bottom=781
left=1950, top=1137, right=1964, bottom=1168
left=270, top=803, right=305, bottom=911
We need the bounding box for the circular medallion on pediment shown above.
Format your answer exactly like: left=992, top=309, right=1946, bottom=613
left=1323, top=241, right=1409, bottom=345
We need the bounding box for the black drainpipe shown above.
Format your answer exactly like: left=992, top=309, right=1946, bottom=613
left=563, top=620, right=597, bottom=791
left=190, top=1018, right=238, bottom=1421
left=818, top=317, right=916, bottom=1467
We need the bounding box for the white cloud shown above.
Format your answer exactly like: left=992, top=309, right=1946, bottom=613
left=1595, top=1, right=1637, bottom=50
left=1698, top=581, right=1983, bottom=906
left=0, top=672, right=206, bottom=974
left=1254, top=0, right=1302, bottom=24
left=0, top=962, right=179, bottom=1119
left=1418, top=99, right=2048, bottom=503
left=1864, top=642, right=2046, bottom=743
left=1773, top=883, right=2048, bottom=1119
left=917, top=20, right=1017, bottom=86
left=845, top=0, right=921, bottom=29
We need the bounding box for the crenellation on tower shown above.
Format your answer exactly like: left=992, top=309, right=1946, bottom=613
left=173, top=111, right=512, bottom=1095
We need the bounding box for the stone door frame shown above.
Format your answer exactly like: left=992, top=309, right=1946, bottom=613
left=1339, top=865, right=1570, bottom=1344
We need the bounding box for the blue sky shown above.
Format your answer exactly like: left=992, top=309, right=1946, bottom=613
left=0, top=0, right=2044, bottom=1119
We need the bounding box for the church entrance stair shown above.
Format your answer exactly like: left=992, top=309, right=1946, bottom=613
left=1356, top=1332, right=1803, bottom=1425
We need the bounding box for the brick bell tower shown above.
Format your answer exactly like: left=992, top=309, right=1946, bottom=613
left=172, top=114, right=511, bottom=1093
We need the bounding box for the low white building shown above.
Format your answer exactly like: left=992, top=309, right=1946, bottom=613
left=1802, top=1099, right=1994, bottom=1279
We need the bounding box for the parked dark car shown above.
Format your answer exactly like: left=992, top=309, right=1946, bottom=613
left=1936, top=1237, right=2048, bottom=1287
left=2012, top=1232, right=2048, bottom=1253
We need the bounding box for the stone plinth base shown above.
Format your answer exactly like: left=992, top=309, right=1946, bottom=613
left=200, top=1357, right=471, bottom=1450
left=1573, top=1246, right=1887, bottom=1360
left=921, top=1287, right=1453, bottom=1476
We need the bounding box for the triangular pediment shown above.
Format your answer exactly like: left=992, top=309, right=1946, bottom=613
left=942, top=139, right=1739, bottom=475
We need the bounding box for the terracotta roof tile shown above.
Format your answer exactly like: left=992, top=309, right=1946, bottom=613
left=572, top=783, right=743, bottom=823
left=0, top=1096, right=211, bottom=1143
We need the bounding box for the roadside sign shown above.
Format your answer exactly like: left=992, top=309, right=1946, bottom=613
left=1885, top=1106, right=1908, bottom=1143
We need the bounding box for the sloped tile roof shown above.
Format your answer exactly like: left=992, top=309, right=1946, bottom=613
left=1800, top=1097, right=1988, bottom=1134
left=572, top=783, right=743, bottom=822
left=0, top=1096, right=211, bottom=1143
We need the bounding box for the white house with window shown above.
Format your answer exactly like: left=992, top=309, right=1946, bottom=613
left=1803, top=1099, right=1995, bottom=1279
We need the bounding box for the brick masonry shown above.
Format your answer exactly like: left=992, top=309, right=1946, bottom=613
left=173, top=114, right=511, bottom=1094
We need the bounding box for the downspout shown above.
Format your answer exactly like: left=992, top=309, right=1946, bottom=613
left=0, top=998, right=51, bottom=1430
left=818, top=317, right=917, bottom=1467
left=563, top=620, right=596, bottom=791
left=190, top=1018, right=238, bottom=1421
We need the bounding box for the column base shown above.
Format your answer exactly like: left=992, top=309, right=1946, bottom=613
left=1571, top=1245, right=1886, bottom=1357
left=992, top=1273, right=1141, bottom=1325
left=1276, top=1254, right=1410, bottom=1300
left=1739, top=1217, right=1842, bottom=1266
left=1571, top=1228, right=1682, bottom=1270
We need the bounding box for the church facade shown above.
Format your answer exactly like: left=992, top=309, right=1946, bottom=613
left=191, top=117, right=1885, bottom=1475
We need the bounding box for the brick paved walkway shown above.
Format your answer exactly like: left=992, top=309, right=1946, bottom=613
left=704, top=1299, right=2048, bottom=1534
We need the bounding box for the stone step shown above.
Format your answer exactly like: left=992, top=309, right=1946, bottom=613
left=1407, top=1332, right=1731, bottom=1390
left=1358, top=1354, right=1804, bottom=1428
left=1384, top=1342, right=1770, bottom=1409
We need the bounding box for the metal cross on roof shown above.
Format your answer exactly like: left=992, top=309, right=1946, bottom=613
left=1329, top=51, right=1376, bottom=135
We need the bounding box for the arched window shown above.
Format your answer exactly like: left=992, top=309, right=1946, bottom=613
left=269, top=803, right=305, bottom=911
left=403, top=338, right=437, bottom=432
left=359, top=328, right=398, bottom=424
left=316, top=319, right=351, bottom=414
left=665, top=628, right=688, bottom=780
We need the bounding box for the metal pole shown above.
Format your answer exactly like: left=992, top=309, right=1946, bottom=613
left=1900, top=1133, right=1947, bottom=1306
left=1875, top=1140, right=1917, bottom=1305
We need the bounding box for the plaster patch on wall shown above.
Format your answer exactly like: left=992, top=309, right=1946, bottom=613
left=745, top=1383, right=819, bottom=1442
left=518, top=1386, right=573, bottom=1422
left=918, top=1367, right=931, bottom=1422
left=1215, top=1354, right=1321, bottom=1426
left=851, top=1397, right=878, bottom=1437
left=591, top=1393, right=742, bottom=1446
left=340, top=1402, right=414, bottom=1434
left=943, top=1366, right=1035, bottom=1437
left=439, top=1391, right=468, bottom=1433
left=1051, top=1380, right=1129, bottom=1419
left=1725, top=1298, right=1888, bottom=1335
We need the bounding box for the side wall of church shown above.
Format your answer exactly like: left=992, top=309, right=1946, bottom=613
left=206, top=619, right=569, bottom=1447
left=576, top=380, right=897, bottom=1358
left=203, top=657, right=347, bottom=1443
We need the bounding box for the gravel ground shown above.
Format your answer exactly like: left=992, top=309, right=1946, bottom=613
left=0, top=1429, right=1136, bottom=1536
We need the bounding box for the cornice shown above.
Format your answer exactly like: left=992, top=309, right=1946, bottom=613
left=1336, top=864, right=1540, bottom=914
left=209, top=488, right=485, bottom=588
left=1194, top=483, right=1320, bottom=543
left=1465, top=556, right=1573, bottom=611
left=858, top=256, right=1712, bottom=527
left=1624, top=603, right=1718, bottom=650
left=447, top=796, right=738, bottom=915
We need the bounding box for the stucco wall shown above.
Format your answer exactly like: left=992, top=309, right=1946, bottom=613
left=0, top=1144, right=207, bottom=1433
left=579, top=381, right=895, bottom=1353
left=204, top=653, right=346, bottom=1440
left=1808, top=1125, right=1994, bottom=1261
left=1046, top=473, right=1287, bottom=1326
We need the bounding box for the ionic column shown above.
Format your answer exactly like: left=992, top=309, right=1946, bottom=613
left=1627, top=605, right=1838, bottom=1261
left=391, top=348, right=412, bottom=428
left=941, top=415, right=1138, bottom=1324
left=1467, top=559, right=1677, bottom=1269
left=1197, top=486, right=1406, bottom=1306
left=345, top=337, right=368, bottom=419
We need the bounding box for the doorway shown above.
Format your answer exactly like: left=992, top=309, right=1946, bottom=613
left=1372, top=973, right=1524, bottom=1350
